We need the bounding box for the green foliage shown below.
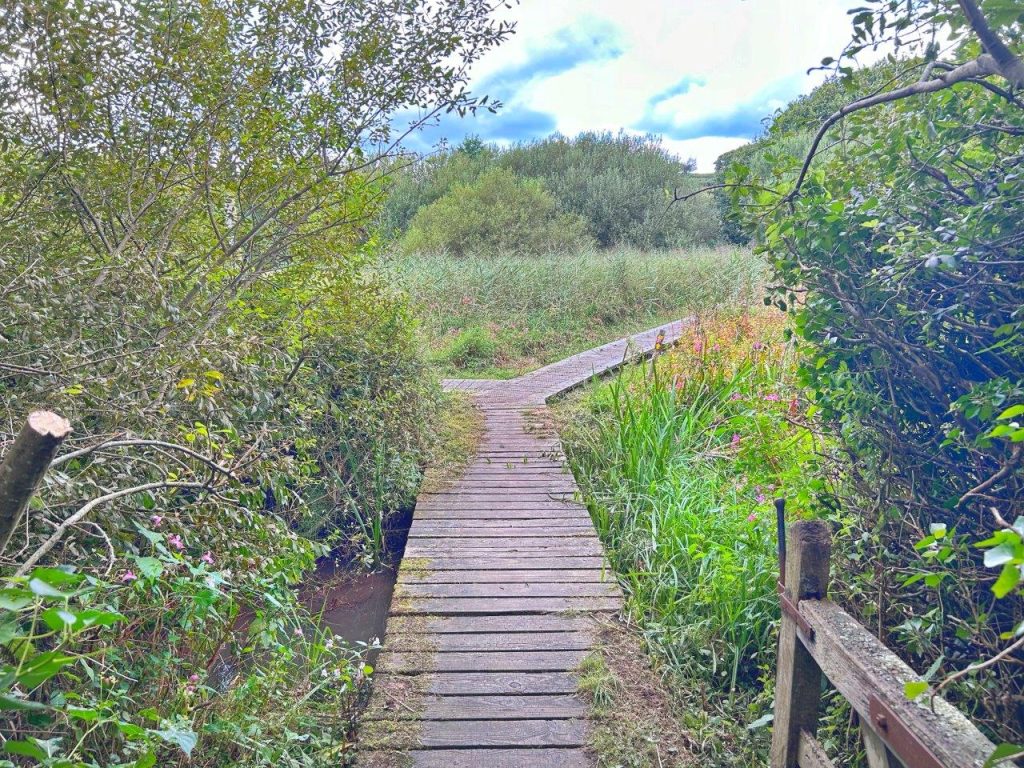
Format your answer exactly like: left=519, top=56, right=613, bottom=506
left=394, top=247, right=764, bottom=377
left=560, top=313, right=831, bottom=764
left=401, top=167, right=592, bottom=256
left=0, top=0, right=509, bottom=763
left=384, top=132, right=722, bottom=251
left=718, top=4, right=1024, bottom=747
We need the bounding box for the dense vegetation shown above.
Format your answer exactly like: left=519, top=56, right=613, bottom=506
left=0, top=1, right=510, bottom=765
left=557, top=2, right=1024, bottom=765
left=381, top=132, right=723, bottom=254
left=559, top=312, right=824, bottom=763
left=393, top=248, right=760, bottom=378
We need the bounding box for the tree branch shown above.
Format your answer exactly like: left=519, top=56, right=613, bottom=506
left=787, top=55, right=1002, bottom=200
left=14, top=480, right=211, bottom=576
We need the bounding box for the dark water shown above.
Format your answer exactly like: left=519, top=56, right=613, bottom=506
left=209, top=511, right=410, bottom=690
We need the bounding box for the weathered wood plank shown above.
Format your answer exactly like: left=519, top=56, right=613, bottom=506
left=414, top=556, right=608, bottom=570
left=403, top=748, right=591, bottom=767
left=386, top=631, right=593, bottom=652
left=407, top=569, right=613, bottom=584
left=407, top=526, right=594, bottom=538
left=416, top=719, right=588, bottom=748
left=379, top=649, right=588, bottom=673
left=799, top=599, right=997, bottom=768
left=391, top=596, right=620, bottom=615
left=385, top=615, right=595, bottom=635
left=365, top=693, right=587, bottom=721
left=398, top=582, right=619, bottom=598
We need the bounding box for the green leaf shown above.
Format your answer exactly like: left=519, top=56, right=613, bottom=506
left=904, top=680, right=928, bottom=700
left=984, top=543, right=1017, bottom=569
left=15, top=651, right=76, bottom=689
left=997, top=404, right=1024, bottom=420
left=984, top=743, right=1024, bottom=768
left=992, top=563, right=1021, bottom=599
left=3, top=740, right=47, bottom=760
left=153, top=725, right=198, bottom=756
left=0, top=588, right=34, bottom=610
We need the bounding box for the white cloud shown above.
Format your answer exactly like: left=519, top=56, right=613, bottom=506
left=419, top=0, right=864, bottom=170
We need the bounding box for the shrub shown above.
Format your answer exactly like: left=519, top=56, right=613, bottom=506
left=401, top=167, right=592, bottom=256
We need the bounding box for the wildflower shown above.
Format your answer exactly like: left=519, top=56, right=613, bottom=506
left=747, top=512, right=758, bottom=522
left=693, top=339, right=703, bottom=354
left=294, top=627, right=304, bottom=637
left=764, top=393, right=780, bottom=402
left=731, top=433, right=741, bottom=448
left=150, top=514, right=163, bottom=527
left=756, top=493, right=767, bottom=504
left=752, top=341, right=764, bottom=351
left=120, top=570, right=137, bottom=583
left=189, top=674, right=200, bottom=683
left=730, top=392, right=743, bottom=401
left=168, top=534, right=184, bottom=551
left=712, top=343, right=722, bottom=353
left=201, top=551, right=214, bottom=565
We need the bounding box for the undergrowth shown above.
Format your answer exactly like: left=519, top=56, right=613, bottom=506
left=391, top=247, right=763, bottom=378
left=559, top=311, right=840, bottom=765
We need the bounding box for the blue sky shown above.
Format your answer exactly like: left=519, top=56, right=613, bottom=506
left=398, top=0, right=858, bottom=171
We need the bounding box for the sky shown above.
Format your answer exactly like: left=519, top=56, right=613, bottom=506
left=398, top=0, right=859, bottom=172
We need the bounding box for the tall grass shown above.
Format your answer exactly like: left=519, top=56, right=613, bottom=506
left=559, top=312, right=833, bottom=762
left=389, top=246, right=763, bottom=377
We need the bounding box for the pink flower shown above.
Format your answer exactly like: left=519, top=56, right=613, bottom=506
left=294, top=627, right=304, bottom=637
left=150, top=515, right=163, bottom=527
left=730, top=392, right=743, bottom=401
left=756, top=493, right=767, bottom=504
left=201, top=551, right=214, bottom=565
left=764, top=393, right=781, bottom=402
left=693, top=339, right=703, bottom=354
left=747, top=512, right=758, bottom=522
left=731, top=433, right=741, bottom=448
left=712, top=343, right=722, bottom=353
left=168, top=534, right=184, bottom=551
left=120, top=571, right=137, bottom=583
left=752, top=341, right=764, bottom=351
left=189, top=673, right=200, bottom=683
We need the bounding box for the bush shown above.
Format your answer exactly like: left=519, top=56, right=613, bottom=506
left=383, top=132, right=723, bottom=250
left=401, top=167, right=592, bottom=256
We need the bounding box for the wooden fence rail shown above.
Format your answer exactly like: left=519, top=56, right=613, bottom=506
left=771, top=516, right=1006, bottom=768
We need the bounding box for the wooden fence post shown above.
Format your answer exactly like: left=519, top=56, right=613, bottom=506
left=0, top=411, right=72, bottom=555
left=770, top=519, right=832, bottom=768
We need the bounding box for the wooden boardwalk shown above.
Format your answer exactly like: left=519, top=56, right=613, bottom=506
left=360, top=321, right=689, bottom=767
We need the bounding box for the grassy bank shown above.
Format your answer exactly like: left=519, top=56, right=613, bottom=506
left=389, top=247, right=762, bottom=378
left=557, top=312, right=837, bottom=765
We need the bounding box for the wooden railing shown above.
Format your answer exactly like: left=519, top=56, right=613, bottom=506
left=771, top=517, right=1006, bottom=768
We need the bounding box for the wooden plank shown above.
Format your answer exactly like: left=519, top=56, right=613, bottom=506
left=417, top=719, right=588, bottom=748
left=415, top=556, right=608, bottom=570
left=403, top=748, right=591, bottom=767
left=405, top=536, right=600, bottom=549
left=386, top=631, right=593, bottom=652
left=797, top=730, right=837, bottom=768
left=365, top=693, right=587, bottom=721
left=771, top=520, right=830, bottom=768
left=799, top=599, right=997, bottom=768
left=392, top=596, right=619, bottom=615
left=412, top=508, right=589, bottom=519
left=386, top=615, right=594, bottom=635
left=398, top=582, right=618, bottom=598
left=407, top=569, right=613, bottom=584
left=379, top=649, right=588, bottom=673
left=410, top=519, right=592, bottom=529
left=408, top=527, right=593, bottom=538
